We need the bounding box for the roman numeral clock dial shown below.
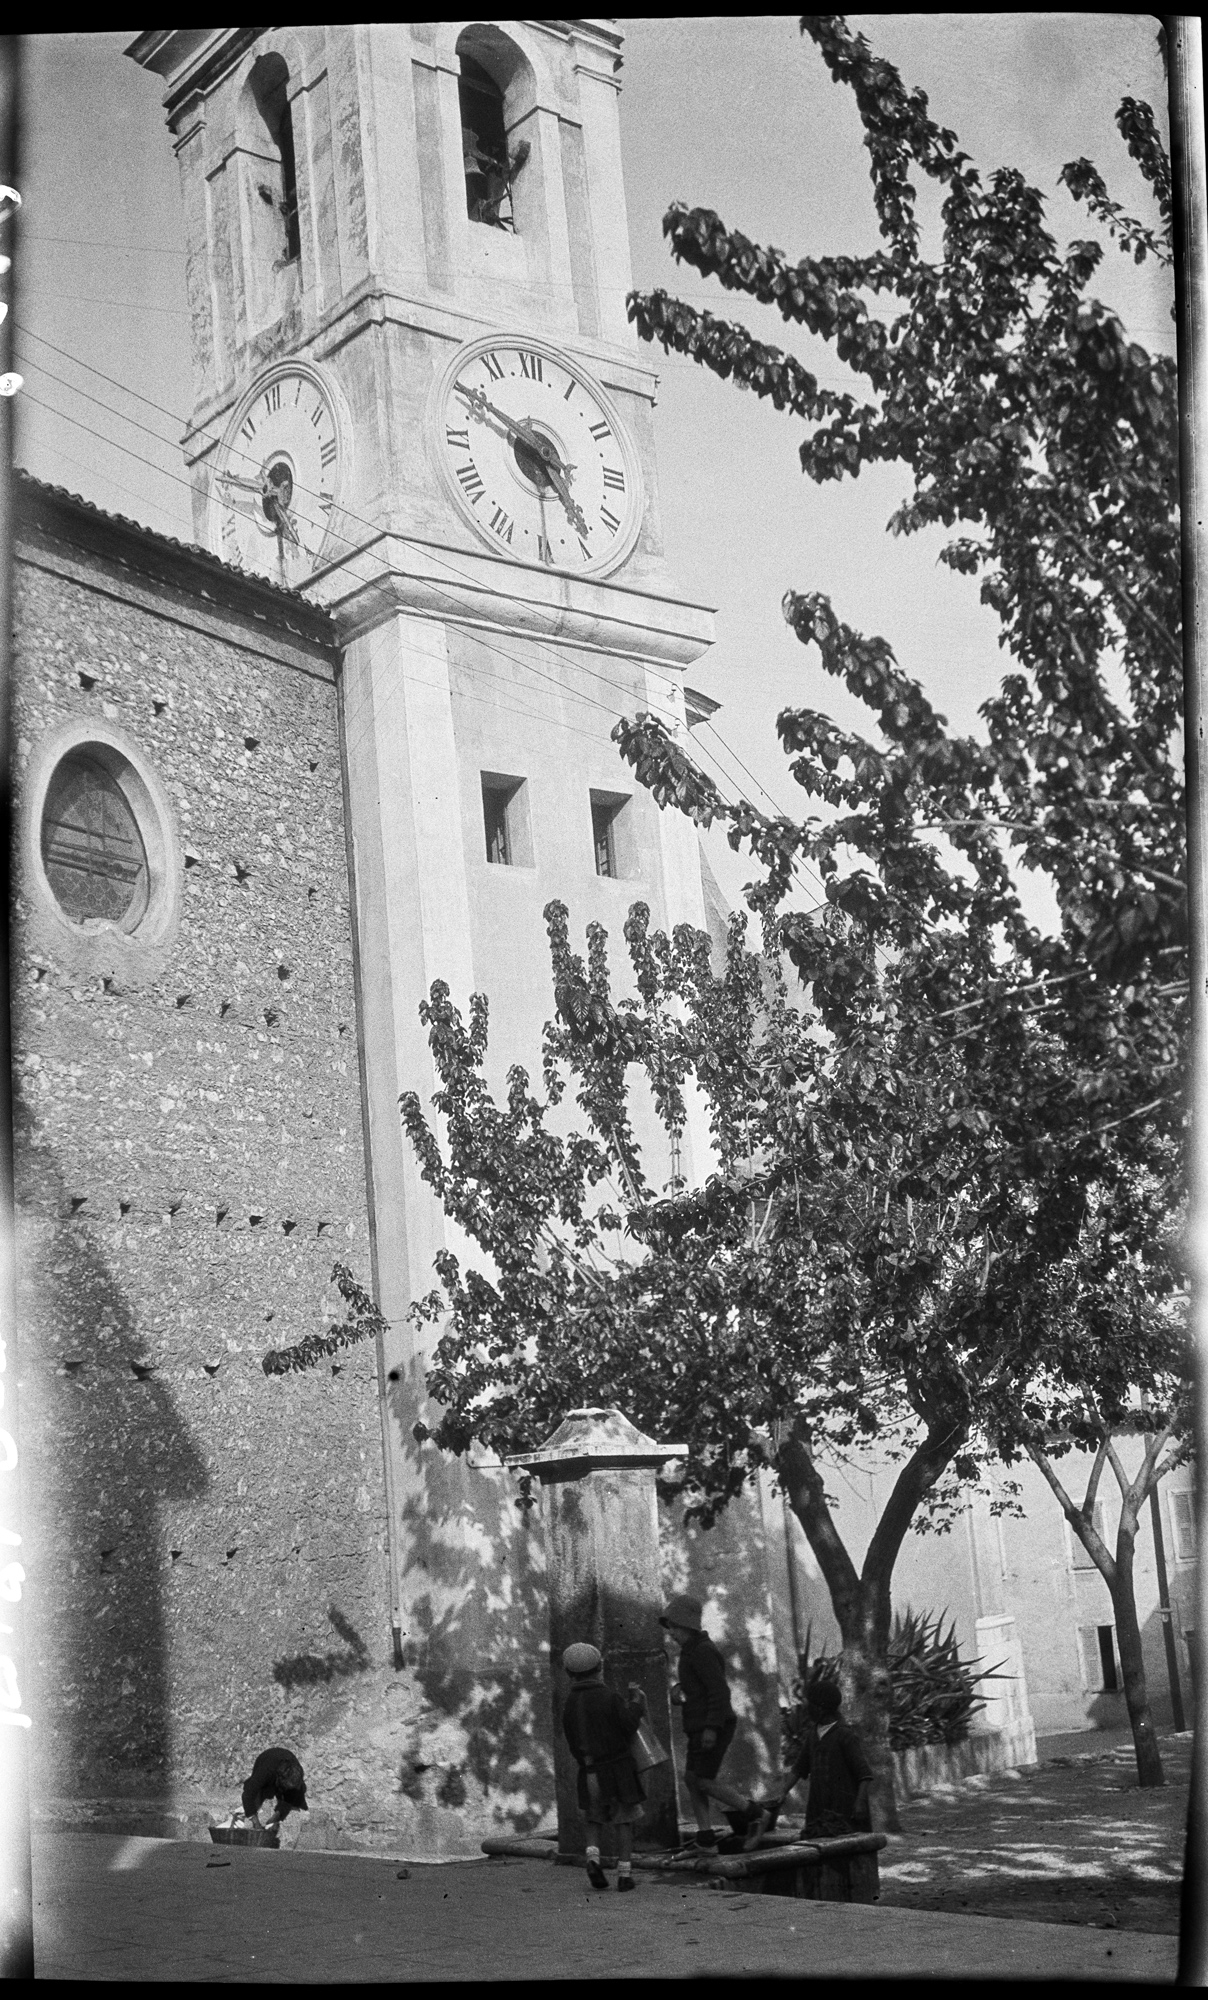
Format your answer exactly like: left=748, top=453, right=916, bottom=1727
left=434, top=337, right=643, bottom=578
left=210, top=364, right=344, bottom=584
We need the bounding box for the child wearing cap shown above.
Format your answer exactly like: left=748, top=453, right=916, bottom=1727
left=561, top=1642, right=648, bottom=1891
left=778, top=1681, right=873, bottom=1837
left=238, top=1746, right=308, bottom=1840
left=659, top=1594, right=772, bottom=1853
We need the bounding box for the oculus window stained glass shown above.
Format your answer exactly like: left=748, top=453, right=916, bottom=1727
left=41, top=753, right=149, bottom=927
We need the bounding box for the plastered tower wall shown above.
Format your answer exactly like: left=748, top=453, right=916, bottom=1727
left=127, top=20, right=729, bottom=1845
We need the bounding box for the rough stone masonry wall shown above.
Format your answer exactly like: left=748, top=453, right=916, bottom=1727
left=9, top=528, right=431, bottom=1844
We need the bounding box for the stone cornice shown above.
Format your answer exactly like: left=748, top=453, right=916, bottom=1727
left=307, top=531, right=715, bottom=668
left=125, top=28, right=267, bottom=119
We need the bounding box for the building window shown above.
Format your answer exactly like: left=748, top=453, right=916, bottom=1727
left=590, top=791, right=631, bottom=879
left=592, top=800, right=617, bottom=877
left=458, top=54, right=525, bottom=231
left=247, top=53, right=300, bottom=265
left=1078, top=1623, right=1121, bottom=1692
left=1170, top=1490, right=1197, bottom=1564
left=41, top=752, right=149, bottom=929
left=481, top=773, right=530, bottom=867
left=484, top=786, right=512, bottom=866
left=1097, top=1625, right=1120, bottom=1692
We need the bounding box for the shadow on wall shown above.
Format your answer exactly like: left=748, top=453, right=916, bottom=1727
left=17, top=1147, right=209, bottom=1798
left=386, top=1356, right=554, bottom=1835
left=273, top=1607, right=371, bottom=1689
left=659, top=1489, right=786, bottom=1798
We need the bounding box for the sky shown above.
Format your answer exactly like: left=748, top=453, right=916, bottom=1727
left=13, top=18, right=1174, bottom=915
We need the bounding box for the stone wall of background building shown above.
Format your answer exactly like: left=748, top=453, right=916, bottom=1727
left=9, top=491, right=421, bottom=1838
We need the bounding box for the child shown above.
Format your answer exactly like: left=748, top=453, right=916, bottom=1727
left=561, top=1642, right=647, bottom=1892
left=779, top=1681, right=872, bottom=1837
left=239, top=1746, right=309, bottom=1838
left=659, top=1594, right=772, bottom=1853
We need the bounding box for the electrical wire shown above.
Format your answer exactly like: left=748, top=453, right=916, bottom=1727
left=16, top=326, right=827, bottom=896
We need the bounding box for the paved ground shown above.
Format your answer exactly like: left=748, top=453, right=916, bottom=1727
left=32, top=1828, right=1176, bottom=1983
left=876, top=1729, right=1189, bottom=1936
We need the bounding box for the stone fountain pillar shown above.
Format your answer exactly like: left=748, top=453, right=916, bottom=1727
left=507, top=1408, right=687, bottom=1853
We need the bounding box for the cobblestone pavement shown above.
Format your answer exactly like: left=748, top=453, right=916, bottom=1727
left=33, top=1827, right=1176, bottom=1983
left=876, top=1730, right=1189, bottom=1936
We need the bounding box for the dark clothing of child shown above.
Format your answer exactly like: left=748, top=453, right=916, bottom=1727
left=791, top=1720, right=872, bottom=1837
left=676, top=1631, right=736, bottom=1736
left=241, top=1746, right=308, bottom=1821
left=684, top=1716, right=736, bottom=1779
left=562, top=1681, right=646, bottom=1818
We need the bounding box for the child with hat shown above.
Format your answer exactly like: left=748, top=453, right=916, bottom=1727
left=777, top=1679, right=873, bottom=1837
left=659, top=1594, right=772, bottom=1853
left=561, top=1642, right=648, bottom=1891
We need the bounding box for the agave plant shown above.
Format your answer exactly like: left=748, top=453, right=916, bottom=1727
left=781, top=1609, right=1010, bottom=1754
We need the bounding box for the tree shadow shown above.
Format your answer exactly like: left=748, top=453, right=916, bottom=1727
left=879, top=1740, right=1188, bottom=1934
left=385, top=1354, right=554, bottom=1837
left=15, top=1146, right=208, bottom=1799
left=273, top=1607, right=371, bottom=1689
left=659, top=1486, right=787, bottom=1798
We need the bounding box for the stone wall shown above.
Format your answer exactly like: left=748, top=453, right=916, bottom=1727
left=10, top=488, right=409, bottom=1831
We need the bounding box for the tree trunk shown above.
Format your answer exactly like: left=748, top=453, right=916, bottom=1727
left=776, top=1414, right=963, bottom=1835
left=1029, top=1441, right=1168, bottom=1790
left=1112, top=1528, right=1165, bottom=1788
left=831, top=1575, right=898, bottom=1834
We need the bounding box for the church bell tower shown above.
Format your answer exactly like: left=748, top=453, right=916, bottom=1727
left=129, top=25, right=715, bottom=1713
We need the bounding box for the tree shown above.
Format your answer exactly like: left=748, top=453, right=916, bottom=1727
left=401, top=880, right=1182, bottom=1819
left=395, top=14, right=1184, bottom=1809
left=614, top=14, right=1186, bottom=1782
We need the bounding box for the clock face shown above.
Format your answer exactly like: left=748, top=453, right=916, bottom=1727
left=435, top=336, right=643, bottom=577
left=211, top=365, right=343, bottom=583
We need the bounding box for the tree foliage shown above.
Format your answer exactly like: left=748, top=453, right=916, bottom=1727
left=619, top=14, right=1188, bottom=1785
left=262, top=1262, right=387, bottom=1377
left=402, top=16, right=1186, bottom=1801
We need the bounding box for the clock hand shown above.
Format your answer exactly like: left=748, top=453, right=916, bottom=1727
left=217, top=470, right=272, bottom=498
left=539, top=456, right=589, bottom=538
left=455, top=386, right=576, bottom=482
left=264, top=492, right=301, bottom=545
left=454, top=381, right=525, bottom=441
left=454, top=382, right=589, bottom=536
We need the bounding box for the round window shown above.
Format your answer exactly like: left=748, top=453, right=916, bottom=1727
left=40, top=752, right=150, bottom=930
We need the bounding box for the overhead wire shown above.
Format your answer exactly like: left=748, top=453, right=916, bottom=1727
left=16, top=332, right=1167, bottom=1074
left=13, top=337, right=1048, bottom=972
left=15, top=389, right=635, bottom=757
left=23, top=303, right=1077, bottom=945
left=17, top=322, right=833, bottom=906
left=15, top=377, right=658, bottom=747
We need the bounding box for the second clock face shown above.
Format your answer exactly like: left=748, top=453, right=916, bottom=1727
left=436, top=337, right=643, bottom=577
left=211, top=366, right=343, bottom=584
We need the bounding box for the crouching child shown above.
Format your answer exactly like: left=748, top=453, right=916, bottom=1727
left=238, top=1746, right=309, bottom=1841
left=561, top=1643, right=647, bottom=1892
left=779, top=1682, right=872, bottom=1838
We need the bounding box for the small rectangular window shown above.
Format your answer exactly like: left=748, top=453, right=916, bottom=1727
left=592, top=801, right=617, bottom=877
left=484, top=788, right=511, bottom=866
left=1077, top=1623, right=1121, bottom=1692
left=481, top=773, right=531, bottom=867
left=1170, top=1490, right=1197, bottom=1564
left=1097, top=1625, right=1120, bottom=1692
left=590, top=791, right=631, bottom=879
